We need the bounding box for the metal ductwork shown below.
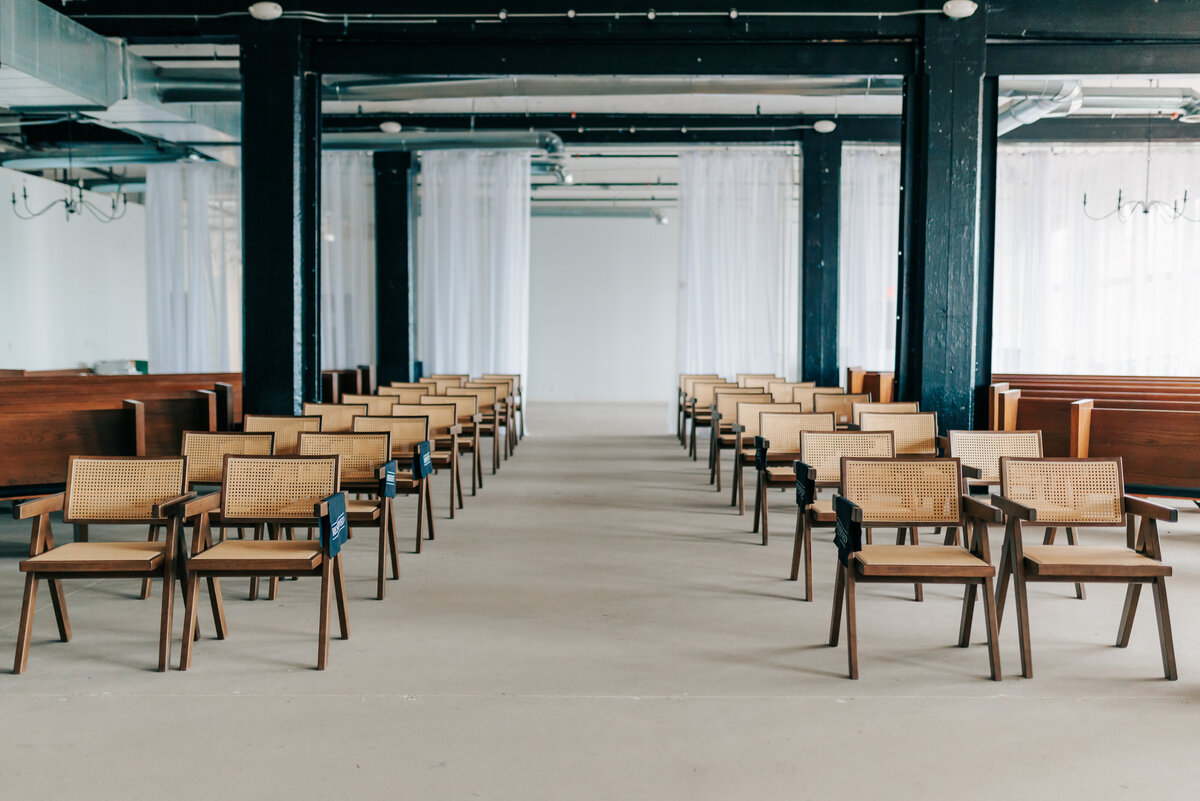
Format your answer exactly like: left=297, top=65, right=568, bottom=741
left=0, top=0, right=238, bottom=164
left=323, top=130, right=566, bottom=156
left=999, top=82, right=1200, bottom=134
left=1, top=144, right=187, bottom=170
left=997, top=82, right=1082, bottom=135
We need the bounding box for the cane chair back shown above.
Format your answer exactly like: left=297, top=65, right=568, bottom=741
left=693, top=380, right=737, bottom=409
left=298, top=432, right=391, bottom=484
left=392, top=402, right=456, bottom=433
left=448, top=385, right=496, bottom=414
left=482, top=374, right=521, bottom=393
left=419, top=377, right=463, bottom=394
left=301, top=403, right=369, bottom=433
left=429, top=374, right=468, bottom=387
left=741, top=375, right=781, bottom=391
left=737, top=402, right=801, bottom=438
left=341, top=393, right=403, bottom=416
left=759, top=412, right=836, bottom=456
left=220, top=455, right=339, bottom=522
left=685, top=377, right=731, bottom=401
left=680, top=373, right=720, bottom=392
left=468, top=379, right=514, bottom=402
left=851, top=401, right=920, bottom=426
left=796, top=387, right=848, bottom=413
left=62, top=456, right=187, bottom=524
left=182, top=431, right=274, bottom=485
left=999, top=457, right=1125, bottom=525
left=768, top=381, right=816, bottom=403
left=379, top=387, right=433, bottom=403
left=353, top=415, right=430, bottom=457
left=800, top=431, right=896, bottom=486
left=948, top=430, right=1043, bottom=485
left=242, top=415, right=321, bottom=456
left=426, top=393, right=476, bottom=422
left=840, top=457, right=963, bottom=526
left=386, top=382, right=433, bottom=392
left=714, top=389, right=769, bottom=424
left=859, top=411, right=938, bottom=455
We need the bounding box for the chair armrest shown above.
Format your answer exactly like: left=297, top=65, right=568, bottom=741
left=843, top=423, right=861, bottom=431
left=730, top=423, right=745, bottom=434
left=962, top=465, right=983, bottom=480
left=961, top=495, right=1002, bottom=524
left=153, top=491, right=198, bottom=518
left=1124, top=495, right=1178, bottom=522
left=448, top=424, right=463, bottom=436
left=15, top=492, right=64, bottom=519
left=832, top=494, right=864, bottom=522
left=936, top=435, right=950, bottom=452
left=181, top=491, right=221, bottom=519
left=990, top=494, right=1037, bottom=521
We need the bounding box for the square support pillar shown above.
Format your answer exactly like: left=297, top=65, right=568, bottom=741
left=801, top=129, right=842, bottom=387
left=373, top=151, right=413, bottom=386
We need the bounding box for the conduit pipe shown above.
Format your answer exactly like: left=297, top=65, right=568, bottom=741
left=322, top=129, right=566, bottom=155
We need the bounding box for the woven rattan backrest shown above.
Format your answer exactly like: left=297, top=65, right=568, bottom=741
left=949, top=430, right=1043, bottom=484
left=430, top=374, right=468, bottom=386
left=448, top=385, right=496, bottom=412
left=714, top=389, right=769, bottom=422
left=379, top=387, right=433, bottom=403
left=341, top=393, right=402, bottom=416
left=221, top=455, right=339, bottom=521
left=419, top=377, right=462, bottom=394
left=182, top=431, right=274, bottom=485
left=737, top=402, right=801, bottom=438
left=392, top=402, right=456, bottom=432
left=693, top=380, right=736, bottom=406
left=679, top=373, right=719, bottom=391
left=353, top=415, right=429, bottom=455
left=298, top=432, right=390, bottom=483
left=737, top=374, right=779, bottom=388
left=768, top=381, right=816, bottom=403
left=859, top=412, right=938, bottom=455
left=482, top=373, right=521, bottom=392
left=243, top=415, right=322, bottom=456
left=685, top=376, right=729, bottom=399
left=301, top=403, right=369, bottom=433
left=851, top=401, right=921, bottom=426
left=758, top=412, right=836, bottom=454
left=63, top=456, right=187, bottom=523
left=1000, top=457, right=1124, bottom=524
left=800, top=431, right=895, bottom=485
left=796, top=387, right=847, bottom=413
left=385, top=383, right=432, bottom=393
left=426, top=393, right=476, bottom=421
left=841, top=458, right=962, bottom=525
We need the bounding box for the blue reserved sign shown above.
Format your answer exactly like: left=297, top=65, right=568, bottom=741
left=382, top=460, right=397, bottom=498
left=412, top=441, right=433, bottom=479
left=321, top=492, right=349, bottom=558
left=833, top=495, right=862, bottom=567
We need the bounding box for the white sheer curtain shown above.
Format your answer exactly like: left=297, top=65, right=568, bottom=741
left=994, top=143, right=1200, bottom=375
left=416, top=149, right=531, bottom=378
left=676, top=149, right=799, bottom=379
left=839, top=145, right=900, bottom=373
left=321, top=151, right=376, bottom=368
left=145, top=163, right=241, bottom=372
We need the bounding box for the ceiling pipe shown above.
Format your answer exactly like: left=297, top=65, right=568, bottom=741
left=997, top=82, right=1082, bottom=136
left=322, top=129, right=566, bottom=155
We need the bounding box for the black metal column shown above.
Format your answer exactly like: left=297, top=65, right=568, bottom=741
left=801, top=130, right=842, bottom=386
left=373, top=151, right=413, bottom=386
left=894, top=14, right=986, bottom=432
left=974, top=76, right=999, bottom=429
left=240, top=19, right=321, bottom=415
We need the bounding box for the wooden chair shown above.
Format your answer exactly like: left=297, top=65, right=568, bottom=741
left=828, top=458, right=1002, bottom=680
left=684, top=379, right=734, bottom=459
left=352, top=415, right=437, bottom=552
left=730, top=401, right=801, bottom=514
left=427, top=393, right=483, bottom=496
left=301, top=402, right=369, bottom=433
left=709, top=388, right=769, bottom=489
left=845, top=367, right=866, bottom=394
left=176, top=455, right=348, bottom=670
left=767, top=381, right=816, bottom=404
left=448, top=386, right=502, bottom=475
left=677, top=373, right=719, bottom=444
left=13, top=456, right=191, bottom=673
left=243, top=414, right=321, bottom=456
left=792, top=386, right=844, bottom=412
left=789, top=431, right=895, bottom=600
left=298, top=432, right=398, bottom=600
left=993, top=457, right=1178, bottom=679
left=740, top=375, right=782, bottom=391
left=850, top=401, right=920, bottom=426
left=429, top=373, right=469, bottom=385
left=482, top=373, right=525, bottom=439
left=751, top=412, right=835, bottom=544
left=391, top=402, right=462, bottom=518
left=341, top=393, right=405, bottom=416
left=468, top=378, right=517, bottom=456
left=859, top=411, right=938, bottom=455
left=419, top=376, right=465, bottom=394
left=736, top=373, right=778, bottom=388
left=379, top=386, right=433, bottom=403
left=812, top=392, right=868, bottom=426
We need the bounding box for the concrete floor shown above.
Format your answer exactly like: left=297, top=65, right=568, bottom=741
left=1, top=401, right=1199, bottom=799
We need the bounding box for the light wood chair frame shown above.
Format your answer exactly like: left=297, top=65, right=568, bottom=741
left=750, top=412, right=836, bottom=546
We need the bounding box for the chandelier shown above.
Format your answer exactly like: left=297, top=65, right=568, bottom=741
left=11, top=179, right=129, bottom=223
left=1083, top=126, right=1198, bottom=223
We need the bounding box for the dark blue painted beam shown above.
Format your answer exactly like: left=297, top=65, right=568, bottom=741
left=373, top=151, right=413, bottom=387
left=801, top=129, right=842, bottom=387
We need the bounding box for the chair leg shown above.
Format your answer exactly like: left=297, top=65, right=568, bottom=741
left=455, top=454, right=464, bottom=509
left=803, top=519, right=813, bottom=602
left=759, top=477, right=769, bottom=546
left=48, top=579, right=71, bottom=642
left=901, top=527, right=923, bottom=602
left=377, top=520, right=387, bottom=600
left=995, top=540, right=1013, bottom=630
left=1012, top=548, right=1034, bottom=679
left=425, top=478, right=436, bottom=540
left=738, top=463, right=746, bottom=516
left=789, top=512, right=804, bottom=582
left=714, top=448, right=722, bottom=493
left=157, top=555, right=175, bottom=672
left=140, top=524, right=159, bottom=600
left=317, top=558, right=332, bottom=671
left=206, top=577, right=227, bottom=639
left=267, top=523, right=280, bottom=601
left=414, top=485, right=424, bottom=554
left=1151, top=577, right=1178, bottom=680
left=471, top=448, right=479, bottom=496
left=958, top=583, right=978, bottom=647
left=845, top=566, right=859, bottom=680
left=752, top=472, right=762, bottom=535
left=981, top=577, right=1003, bottom=681
left=448, top=462, right=456, bottom=520
left=829, top=564, right=846, bottom=647
left=249, top=523, right=263, bottom=600
left=1116, top=583, right=1142, bottom=647
left=12, top=574, right=40, bottom=674
left=1065, top=527, right=1086, bottom=599
left=179, top=573, right=201, bottom=671
left=333, top=555, right=349, bottom=640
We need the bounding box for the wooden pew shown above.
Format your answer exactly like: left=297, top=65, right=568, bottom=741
left=0, top=372, right=242, bottom=425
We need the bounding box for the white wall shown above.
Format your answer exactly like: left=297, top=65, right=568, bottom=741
left=0, top=166, right=148, bottom=370
left=528, top=216, right=678, bottom=402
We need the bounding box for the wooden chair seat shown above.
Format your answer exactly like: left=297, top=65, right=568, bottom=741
left=854, top=545, right=995, bottom=578
left=21, top=541, right=167, bottom=573
left=188, top=540, right=323, bottom=572
left=810, top=498, right=835, bottom=521
left=345, top=500, right=381, bottom=521
left=718, top=433, right=736, bottom=445
left=1020, top=545, right=1171, bottom=577
left=765, top=466, right=794, bottom=481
